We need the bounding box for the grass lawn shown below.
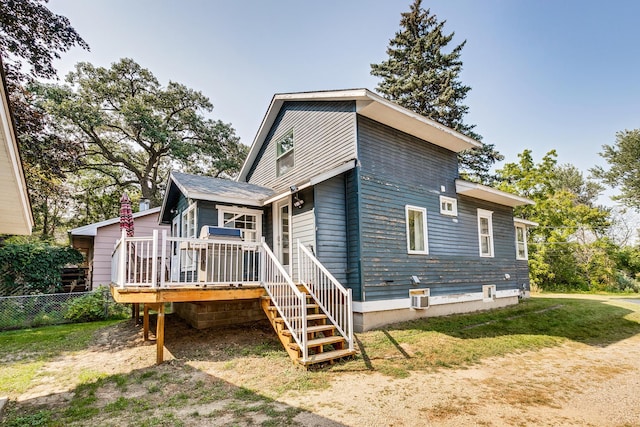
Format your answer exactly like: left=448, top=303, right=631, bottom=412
left=1, top=295, right=639, bottom=426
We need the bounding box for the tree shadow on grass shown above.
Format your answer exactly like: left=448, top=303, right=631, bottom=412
left=2, top=360, right=347, bottom=427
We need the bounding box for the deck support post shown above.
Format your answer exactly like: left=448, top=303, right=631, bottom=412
left=143, top=305, right=150, bottom=341
left=156, top=304, right=165, bottom=364
left=132, top=303, right=140, bottom=323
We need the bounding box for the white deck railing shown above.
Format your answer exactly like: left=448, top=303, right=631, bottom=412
left=298, top=240, right=354, bottom=352
left=261, top=242, right=308, bottom=362
left=111, top=230, right=261, bottom=288
left=111, top=231, right=357, bottom=363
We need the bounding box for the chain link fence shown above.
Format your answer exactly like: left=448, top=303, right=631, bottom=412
left=0, top=288, right=126, bottom=331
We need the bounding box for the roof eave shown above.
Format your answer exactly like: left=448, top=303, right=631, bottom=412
left=455, top=179, right=535, bottom=207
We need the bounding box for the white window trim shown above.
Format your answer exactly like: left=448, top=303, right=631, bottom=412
left=405, top=205, right=429, bottom=255
left=477, top=208, right=494, bottom=258
left=181, top=202, right=197, bottom=238
left=180, top=202, right=198, bottom=271
left=216, top=205, right=263, bottom=243
left=515, top=223, right=528, bottom=260
left=275, top=129, right=294, bottom=177
left=439, top=195, right=458, bottom=216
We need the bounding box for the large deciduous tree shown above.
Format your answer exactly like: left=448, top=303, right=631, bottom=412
left=371, top=0, right=502, bottom=183
left=35, top=58, right=248, bottom=207
left=592, top=129, right=640, bottom=209
left=497, top=150, right=615, bottom=291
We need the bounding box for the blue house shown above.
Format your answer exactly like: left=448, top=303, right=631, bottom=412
left=159, top=89, right=534, bottom=331
left=113, top=89, right=534, bottom=366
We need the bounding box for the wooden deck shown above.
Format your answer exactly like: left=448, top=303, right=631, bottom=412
left=110, top=284, right=268, bottom=364
left=110, top=284, right=266, bottom=304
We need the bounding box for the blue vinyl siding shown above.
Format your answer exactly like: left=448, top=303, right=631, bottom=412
left=314, top=175, right=348, bottom=285
left=291, top=187, right=315, bottom=280
left=246, top=101, right=357, bottom=193
left=356, top=115, right=524, bottom=301
left=197, top=201, right=219, bottom=232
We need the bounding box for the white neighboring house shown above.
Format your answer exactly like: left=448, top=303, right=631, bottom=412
left=0, top=59, right=33, bottom=235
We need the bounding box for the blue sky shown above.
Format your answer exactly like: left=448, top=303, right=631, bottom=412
left=49, top=0, right=640, bottom=200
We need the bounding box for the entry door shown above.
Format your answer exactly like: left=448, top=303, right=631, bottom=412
left=273, top=198, right=291, bottom=273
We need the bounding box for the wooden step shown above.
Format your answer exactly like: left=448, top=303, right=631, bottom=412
left=300, top=348, right=356, bottom=366
left=289, top=335, right=346, bottom=351
left=274, top=313, right=327, bottom=324
left=267, top=303, right=319, bottom=312
left=261, top=294, right=313, bottom=301
left=281, top=324, right=336, bottom=337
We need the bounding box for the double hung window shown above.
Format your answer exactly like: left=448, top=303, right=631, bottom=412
left=406, top=205, right=428, bottom=254
left=477, top=209, right=494, bottom=257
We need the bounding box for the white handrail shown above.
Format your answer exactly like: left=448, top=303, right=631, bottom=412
left=110, top=233, right=262, bottom=288
left=298, top=240, right=353, bottom=352
left=260, top=242, right=308, bottom=363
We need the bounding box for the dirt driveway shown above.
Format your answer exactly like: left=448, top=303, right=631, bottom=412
left=8, top=296, right=640, bottom=426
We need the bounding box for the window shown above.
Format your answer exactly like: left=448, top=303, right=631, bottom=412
left=217, top=206, right=263, bottom=242
left=276, top=130, right=294, bottom=176
left=181, top=202, right=198, bottom=270
left=477, top=209, right=494, bottom=257
left=181, top=202, right=197, bottom=238
left=406, top=205, right=428, bottom=254
left=439, top=196, right=458, bottom=216
left=515, top=224, right=528, bottom=260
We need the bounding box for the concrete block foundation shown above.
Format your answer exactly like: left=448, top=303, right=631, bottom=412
left=174, top=299, right=265, bottom=329
left=354, top=296, right=519, bottom=332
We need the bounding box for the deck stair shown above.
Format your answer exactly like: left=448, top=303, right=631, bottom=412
left=261, top=290, right=356, bottom=366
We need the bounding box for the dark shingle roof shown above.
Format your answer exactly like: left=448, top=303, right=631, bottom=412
left=171, top=172, right=275, bottom=204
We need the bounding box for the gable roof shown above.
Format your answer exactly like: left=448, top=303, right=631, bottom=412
left=238, top=88, right=483, bottom=181
left=160, top=171, right=275, bottom=222
left=0, top=56, right=33, bottom=235
left=70, top=207, right=162, bottom=237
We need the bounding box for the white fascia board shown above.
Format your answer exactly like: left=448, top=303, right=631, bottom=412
left=188, top=192, right=264, bottom=207
left=514, top=218, right=539, bottom=227
left=70, top=207, right=161, bottom=236
left=456, top=179, right=535, bottom=207
left=357, top=90, right=481, bottom=153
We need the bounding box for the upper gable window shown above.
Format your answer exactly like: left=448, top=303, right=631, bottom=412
left=439, top=196, right=458, bottom=216
left=276, top=130, right=294, bottom=177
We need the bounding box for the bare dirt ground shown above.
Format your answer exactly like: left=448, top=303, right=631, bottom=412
left=9, top=297, right=640, bottom=426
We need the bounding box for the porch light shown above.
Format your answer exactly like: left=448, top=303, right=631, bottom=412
left=293, top=193, right=304, bottom=209
left=411, top=275, right=421, bottom=285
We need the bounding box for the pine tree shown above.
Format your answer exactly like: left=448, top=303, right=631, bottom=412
left=371, top=0, right=502, bottom=183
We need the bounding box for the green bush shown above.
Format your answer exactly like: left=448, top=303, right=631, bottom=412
left=63, top=287, right=128, bottom=322
left=0, top=237, right=83, bottom=294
